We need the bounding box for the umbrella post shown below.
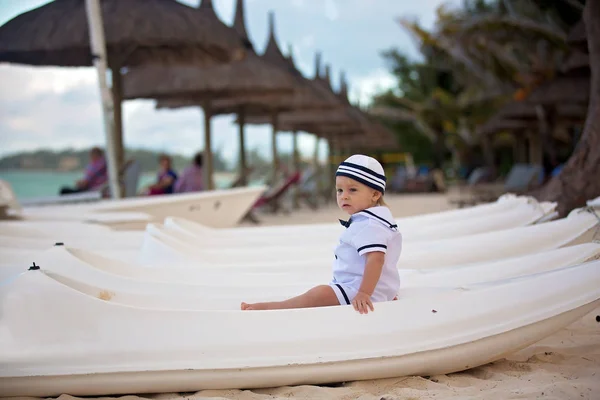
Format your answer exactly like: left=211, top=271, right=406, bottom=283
left=313, top=135, right=323, bottom=202
left=270, top=112, right=279, bottom=185
left=111, top=65, right=126, bottom=190
left=292, top=130, right=300, bottom=209
left=203, top=102, right=215, bottom=191
left=238, top=107, right=247, bottom=186
left=84, top=0, right=121, bottom=199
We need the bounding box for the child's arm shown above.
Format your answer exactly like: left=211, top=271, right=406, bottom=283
left=353, top=251, right=385, bottom=314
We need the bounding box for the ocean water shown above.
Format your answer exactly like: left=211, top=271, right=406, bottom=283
left=0, top=170, right=233, bottom=200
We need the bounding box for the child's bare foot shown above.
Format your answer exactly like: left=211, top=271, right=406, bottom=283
left=240, top=302, right=271, bottom=310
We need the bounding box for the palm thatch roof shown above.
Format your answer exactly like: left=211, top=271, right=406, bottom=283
left=156, top=11, right=339, bottom=116
left=122, top=0, right=294, bottom=107
left=476, top=118, right=532, bottom=136
left=315, top=120, right=399, bottom=150
left=567, top=19, right=586, bottom=46
left=0, top=0, right=247, bottom=68
left=243, top=59, right=362, bottom=132
left=215, top=13, right=340, bottom=115
left=561, top=50, right=589, bottom=74
left=477, top=101, right=587, bottom=136
left=527, top=75, right=589, bottom=105
left=490, top=101, right=585, bottom=121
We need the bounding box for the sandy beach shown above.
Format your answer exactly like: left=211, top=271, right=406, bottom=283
left=13, top=193, right=600, bottom=400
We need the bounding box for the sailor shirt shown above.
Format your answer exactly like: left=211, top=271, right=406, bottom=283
left=330, top=206, right=402, bottom=304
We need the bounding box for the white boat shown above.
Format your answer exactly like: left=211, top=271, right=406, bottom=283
left=0, top=220, right=115, bottom=238
left=2, top=186, right=266, bottom=229
left=0, top=196, right=553, bottom=256
left=3, top=242, right=598, bottom=311
left=136, top=208, right=600, bottom=269
left=587, top=196, right=600, bottom=208
left=172, top=194, right=553, bottom=238
left=1, top=260, right=599, bottom=397
left=162, top=196, right=556, bottom=246
left=0, top=194, right=553, bottom=245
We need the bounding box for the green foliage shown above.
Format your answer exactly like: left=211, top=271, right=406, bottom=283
left=368, top=0, right=583, bottom=170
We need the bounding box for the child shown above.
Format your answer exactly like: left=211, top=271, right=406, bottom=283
left=241, top=154, right=402, bottom=314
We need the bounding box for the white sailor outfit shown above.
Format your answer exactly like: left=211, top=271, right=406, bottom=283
left=329, top=206, right=402, bottom=305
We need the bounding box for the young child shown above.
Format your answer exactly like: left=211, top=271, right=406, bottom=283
left=241, top=154, right=402, bottom=314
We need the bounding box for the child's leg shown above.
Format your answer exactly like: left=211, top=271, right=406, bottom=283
left=241, top=285, right=340, bottom=310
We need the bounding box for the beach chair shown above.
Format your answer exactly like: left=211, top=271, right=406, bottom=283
left=293, top=167, right=321, bottom=210
left=242, top=171, right=302, bottom=224
left=227, top=166, right=255, bottom=189
left=16, top=159, right=141, bottom=207
left=451, top=164, right=542, bottom=207
left=121, top=159, right=141, bottom=198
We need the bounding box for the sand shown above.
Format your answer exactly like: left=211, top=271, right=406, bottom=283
left=16, top=194, right=600, bottom=400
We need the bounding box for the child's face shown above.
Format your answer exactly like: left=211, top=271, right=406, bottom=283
left=336, top=176, right=381, bottom=215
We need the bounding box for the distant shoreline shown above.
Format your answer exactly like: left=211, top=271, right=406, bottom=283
left=0, top=168, right=234, bottom=175
left=0, top=168, right=84, bottom=173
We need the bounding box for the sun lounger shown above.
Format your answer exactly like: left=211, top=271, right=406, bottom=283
left=450, top=164, right=542, bottom=208
left=15, top=159, right=141, bottom=208
left=242, top=171, right=302, bottom=224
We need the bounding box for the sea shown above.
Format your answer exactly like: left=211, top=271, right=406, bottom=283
left=0, top=170, right=234, bottom=201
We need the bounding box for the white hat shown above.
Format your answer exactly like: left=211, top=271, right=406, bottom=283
left=335, top=154, right=386, bottom=193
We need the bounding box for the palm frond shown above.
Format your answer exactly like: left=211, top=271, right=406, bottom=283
left=458, top=16, right=567, bottom=46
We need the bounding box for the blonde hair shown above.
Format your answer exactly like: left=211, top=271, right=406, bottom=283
left=376, top=195, right=387, bottom=207
left=371, top=189, right=386, bottom=207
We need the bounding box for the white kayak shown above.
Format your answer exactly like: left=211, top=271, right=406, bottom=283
left=0, top=220, right=115, bottom=238
left=3, top=242, right=598, bottom=311
left=0, top=194, right=555, bottom=251
left=5, top=186, right=265, bottom=229
left=1, top=260, right=599, bottom=397
left=168, top=194, right=553, bottom=239
left=163, top=197, right=556, bottom=246
left=0, top=230, right=143, bottom=251
left=587, top=196, right=600, bottom=208
left=136, top=208, right=599, bottom=269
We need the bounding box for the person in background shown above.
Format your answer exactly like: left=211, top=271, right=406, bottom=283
left=144, top=154, right=178, bottom=196
left=174, top=152, right=204, bottom=193
left=59, top=147, right=107, bottom=195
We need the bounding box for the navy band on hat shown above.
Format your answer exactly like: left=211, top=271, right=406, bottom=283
left=336, top=161, right=386, bottom=193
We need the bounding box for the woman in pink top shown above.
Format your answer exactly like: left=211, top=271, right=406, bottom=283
left=174, top=152, right=204, bottom=193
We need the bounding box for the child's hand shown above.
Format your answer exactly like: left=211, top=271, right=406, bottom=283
left=352, top=291, right=374, bottom=314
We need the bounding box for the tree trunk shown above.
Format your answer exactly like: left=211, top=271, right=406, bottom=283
left=433, top=132, right=446, bottom=169
left=537, top=2, right=600, bottom=216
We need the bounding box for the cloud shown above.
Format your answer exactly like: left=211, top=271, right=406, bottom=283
left=324, top=0, right=339, bottom=21
left=348, top=68, right=398, bottom=106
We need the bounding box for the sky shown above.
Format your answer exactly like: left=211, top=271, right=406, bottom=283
left=0, top=0, right=460, bottom=166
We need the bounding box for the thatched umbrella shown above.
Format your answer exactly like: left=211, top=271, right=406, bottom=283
left=484, top=101, right=586, bottom=123
left=562, top=50, right=589, bottom=73
left=214, top=12, right=343, bottom=183
left=124, top=0, right=296, bottom=189
left=527, top=75, right=589, bottom=105
left=158, top=10, right=341, bottom=188
left=476, top=117, right=533, bottom=136
left=0, top=0, right=246, bottom=195
left=527, top=42, right=590, bottom=107
left=567, top=19, right=587, bottom=53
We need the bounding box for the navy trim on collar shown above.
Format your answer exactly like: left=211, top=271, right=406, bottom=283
left=358, top=209, right=398, bottom=230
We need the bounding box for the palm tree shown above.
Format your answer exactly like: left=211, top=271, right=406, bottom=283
left=370, top=0, right=578, bottom=174
left=537, top=1, right=600, bottom=215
